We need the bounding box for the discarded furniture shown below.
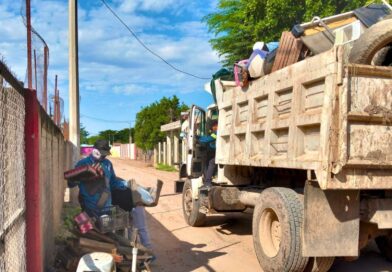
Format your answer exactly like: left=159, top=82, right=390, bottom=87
left=271, top=31, right=305, bottom=72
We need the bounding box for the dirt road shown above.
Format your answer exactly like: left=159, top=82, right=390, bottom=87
left=112, top=158, right=392, bottom=272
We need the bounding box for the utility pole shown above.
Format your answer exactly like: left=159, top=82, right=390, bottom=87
left=26, top=0, right=32, bottom=89
left=129, top=121, right=133, bottom=144
left=129, top=121, right=133, bottom=160
left=69, top=0, right=80, bottom=148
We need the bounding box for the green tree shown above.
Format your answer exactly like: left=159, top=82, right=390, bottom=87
left=80, top=124, right=90, bottom=144
left=204, top=0, right=367, bottom=66
left=86, top=135, right=100, bottom=145
left=115, top=128, right=134, bottom=144
left=134, top=96, right=188, bottom=152
left=97, top=129, right=117, bottom=144
left=85, top=128, right=135, bottom=145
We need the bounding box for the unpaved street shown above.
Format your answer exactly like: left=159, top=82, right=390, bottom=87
left=112, top=158, right=392, bottom=272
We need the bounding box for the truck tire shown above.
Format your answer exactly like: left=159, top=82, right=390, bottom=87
left=182, top=179, right=206, bottom=227
left=252, top=187, right=308, bottom=272
left=371, top=46, right=392, bottom=66
left=375, top=235, right=392, bottom=262
left=304, top=257, right=335, bottom=272
left=349, top=19, right=392, bottom=65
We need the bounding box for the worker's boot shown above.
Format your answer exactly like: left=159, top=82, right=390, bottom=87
left=199, top=182, right=212, bottom=195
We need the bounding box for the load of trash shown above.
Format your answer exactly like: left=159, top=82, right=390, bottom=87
left=58, top=166, right=163, bottom=271
left=212, top=3, right=392, bottom=90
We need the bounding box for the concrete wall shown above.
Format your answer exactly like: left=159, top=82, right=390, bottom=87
left=39, top=106, right=73, bottom=268
left=80, top=144, right=137, bottom=160
left=80, top=146, right=93, bottom=156
left=119, top=143, right=137, bottom=159
left=129, top=144, right=137, bottom=160
left=101, top=144, right=137, bottom=159
left=159, top=122, right=182, bottom=167
left=111, top=145, right=121, bottom=157
left=155, top=134, right=183, bottom=168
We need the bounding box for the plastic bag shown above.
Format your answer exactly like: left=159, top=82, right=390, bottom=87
left=137, top=186, right=154, bottom=205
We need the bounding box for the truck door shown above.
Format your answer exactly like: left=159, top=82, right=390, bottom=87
left=187, top=105, right=207, bottom=178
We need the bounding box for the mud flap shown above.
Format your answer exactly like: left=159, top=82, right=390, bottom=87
left=175, top=180, right=185, bottom=193
left=303, top=181, right=360, bottom=257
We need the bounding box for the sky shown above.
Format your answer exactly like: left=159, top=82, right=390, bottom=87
left=0, top=0, right=221, bottom=135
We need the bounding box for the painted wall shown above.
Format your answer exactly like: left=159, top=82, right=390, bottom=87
left=80, top=144, right=137, bottom=159
left=80, top=146, right=94, bottom=156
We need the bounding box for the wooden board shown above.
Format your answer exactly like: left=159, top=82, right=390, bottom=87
left=271, top=31, right=304, bottom=72
left=79, top=237, right=116, bottom=253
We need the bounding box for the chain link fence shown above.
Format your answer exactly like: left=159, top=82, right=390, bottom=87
left=0, top=74, right=26, bottom=272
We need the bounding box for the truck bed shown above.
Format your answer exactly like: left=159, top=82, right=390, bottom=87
left=215, top=46, right=392, bottom=189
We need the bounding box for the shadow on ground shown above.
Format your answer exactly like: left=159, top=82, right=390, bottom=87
left=145, top=211, right=226, bottom=272
left=203, top=211, right=253, bottom=236
left=147, top=206, right=392, bottom=272
left=331, top=241, right=392, bottom=272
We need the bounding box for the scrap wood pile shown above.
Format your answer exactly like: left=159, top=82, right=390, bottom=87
left=226, top=3, right=392, bottom=89
left=55, top=212, right=154, bottom=272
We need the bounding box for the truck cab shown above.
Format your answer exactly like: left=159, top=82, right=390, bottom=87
left=180, top=104, right=218, bottom=179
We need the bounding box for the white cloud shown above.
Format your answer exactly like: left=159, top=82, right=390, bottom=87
left=118, top=0, right=185, bottom=13
left=118, top=1, right=138, bottom=13
left=112, top=84, right=157, bottom=95
left=138, top=0, right=179, bottom=12
left=1, top=0, right=221, bottom=134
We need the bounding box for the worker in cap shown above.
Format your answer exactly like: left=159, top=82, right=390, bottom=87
left=67, top=139, right=156, bottom=257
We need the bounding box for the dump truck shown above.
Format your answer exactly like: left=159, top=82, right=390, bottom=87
left=179, top=18, right=392, bottom=272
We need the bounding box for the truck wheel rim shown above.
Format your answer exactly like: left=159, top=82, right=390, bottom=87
left=184, top=189, right=193, bottom=216
left=259, top=208, right=281, bottom=258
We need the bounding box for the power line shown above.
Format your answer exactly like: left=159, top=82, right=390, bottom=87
left=81, top=114, right=134, bottom=124
left=99, top=0, right=211, bottom=80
